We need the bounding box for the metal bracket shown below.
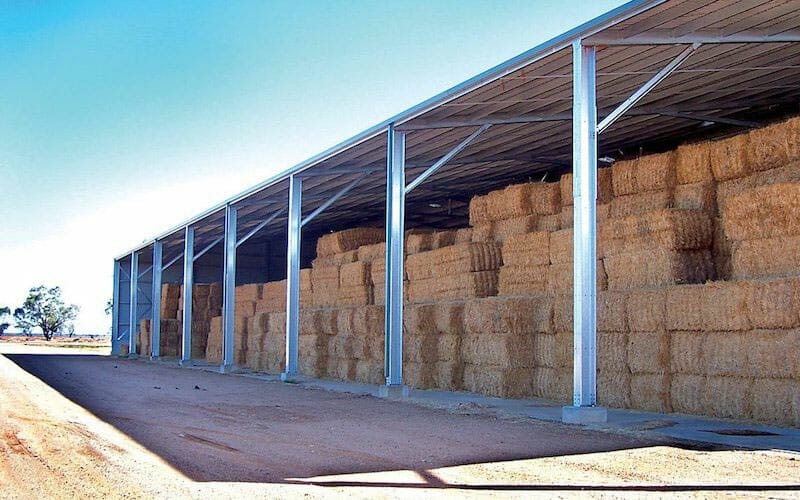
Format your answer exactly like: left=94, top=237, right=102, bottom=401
left=192, top=236, right=223, bottom=262
left=300, top=172, right=370, bottom=227
left=161, top=252, right=184, bottom=272
left=236, top=209, right=285, bottom=248
left=137, top=265, right=153, bottom=279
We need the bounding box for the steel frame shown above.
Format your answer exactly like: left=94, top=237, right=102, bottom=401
left=283, top=175, right=302, bottom=378
left=181, top=227, right=194, bottom=365
left=111, top=260, right=122, bottom=355
left=151, top=241, right=162, bottom=359
left=236, top=209, right=285, bottom=248
left=384, top=125, right=405, bottom=386
left=221, top=205, right=237, bottom=371
left=128, top=252, right=139, bottom=357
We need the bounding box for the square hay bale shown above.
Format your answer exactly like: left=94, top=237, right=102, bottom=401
left=710, top=134, right=750, bottom=181
left=676, top=141, right=713, bottom=184
left=553, top=330, right=574, bottom=369
left=559, top=167, right=613, bottom=207
left=528, top=182, right=562, bottom=216
left=500, top=296, right=553, bottom=335
left=432, top=361, right=463, bottom=390
left=405, top=303, right=435, bottom=337
left=406, top=271, right=498, bottom=303
left=597, top=371, right=631, bottom=408
left=328, top=334, right=354, bottom=359
left=533, top=334, right=556, bottom=368
left=405, top=232, right=433, bottom=254
left=626, top=289, right=666, bottom=332
left=704, top=376, right=752, bottom=419
left=747, top=119, right=795, bottom=172
left=454, top=228, right=473, bottom=244
left=731, top=235, right=800, bottom=279
left=560, top=206, right=573, bottom=229
left=747, top=329, right=798, bottom=380
left=538, top=214, right=562, bottom=232
left=673, top=182, right=716, bottom=212
left=235, top=300, right=256, bottom=318
left=431, top=230, right=457, bottom=249
left=333, top=358, right=357, bottom=381
left=462, top=364, right=533, bottom=399
left=498, top=265, right=548, bottom=296
left=463, top=298, right=496, bottom=336
left=337, top=285, right=373, bottom=307
left=721, top=183, right=800, bottom=241
left=628, top=331, right=669, bottom=374
left=704, top=332, right=748, bottom=376
left=357, top=243, right=386, bottom=263
left=298, top=354, right=327, bottom=378
left=552, top=294, right=573, bottom=333
left=404, top=361, right=433, bottom=389
left=470, top=224, right=492, bottom=242
left=702, top=281, right=750, bottom=331
left=597, top=331, right=627, bottom=373
left=712, top=216, right=733, bottom=280
left=262, top=280, right=287, bottom=303
left=598, top=291, right=628, bottom=333
left=354, top=360, right=384, bottom=385
left=502, top=231, right=550, bottom=267
left=609, top=191, right=673, bottom=219
left=549, top=229, right=573, bottom=264
left=491, top=215, right=540, bottom=242
left=631, top=374, right=671, bottom=413
left=532, top=367, right=570, bottom=402
left=436, top=334, right=461, bottom=362
left=469, top=184, right=533, bottom=226
left=316, top=227, right=384, bottom=257
left=429, top=301, right=464, bottom=335
left=461, top=334, right=534, bottom=368
left=235, top=283, right=262, bottom=302
left=670, top=374, right=706, bottom=415
left=750, top=378, right=795, bottom=425
left=746, top=278, right=800, bottom=329
left=404, top=334, right=438, bottom=363
left=636, top=151, right=677, bottom=193
left=612, top=158, right=638, bottom=196
left=405, top=241, right=502, bottom=281
left=664, top=285, right=711, bottom=332
left=604, top=250, right=712, bottom=290
left=546, top=261, right=607, bottom=293
left=669, top=331, right=705, bottom=375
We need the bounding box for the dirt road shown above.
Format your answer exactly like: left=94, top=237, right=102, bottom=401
left=1, top=344, right=798, bottom=499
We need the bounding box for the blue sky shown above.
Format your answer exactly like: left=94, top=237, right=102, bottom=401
left=0, top=0, right=625, bottom=333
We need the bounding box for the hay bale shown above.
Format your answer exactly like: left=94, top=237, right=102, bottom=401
left=626, top=289, right=666, bottom=332
left=747, top=118, right=796, bottom=171
left=665, top=285, right=705, bottom=331
left=549, top=229, right=572, bottom=264
left=745, top=278, right=800, bottom=329
left=612, top=159, right=638, bottom=196
left=405, top=232, right=433, bottom=254
left=339, top=261, right=371, bottom=287
left=538, top=214, right=562, bottom=232
left=433, top=301, right=465, bottom=336
left=721, top=183, right=800, bottom=241
left=463, top=298, right=496, bottom=336
left=528, top=182, right=562, bottom=216
left=670, top=374, right=706, bottom=415
left=552, top=294, right=573, bottom=333
left=404, top=361, right=433, bottom=389
left=704, top=376, right=752, bottom=419
left=497, top=265, right=548, bottom=296
left=627, top=331, right=669, bottom=375
left=436, top=335, right=461, bottom=362
left=750, top=379, right=795, bottom=425
left=597, top=291, right=627, bottom=333
left=546, top=261, right=607, bottom=293
left=470, top=224, right=492, bottom=242
left=469, top=182, right=560, bottom=226
left=604, top=249, right=712, bottom=290
left=404, top=334, right=439, bottom=363
left=597, top=371, right=631, bottom=408
left=609, top=191, right=673, bottom=219
left=669, top=331, right=705, bottom=375
left=532, top=367, right=571, bottom=402
left=676, top=141, right=713, bottom=184
left=712, top=217, right=732, bottom=280
left=560, top=206, right=573, bottom=229
left=235, top=283, right=262, bottom=302
left=354, top=360, right=383, bottom=385
left=560, top=167, right=613, bottom=207
left=673, top=182, right=716, bottom=212
left=748, top=329, right=797, bottom=380
left=432, top=361, right=463, bottom=390
left=311, top=265, right=340, bottom=307
left=337, top=285, right=373, bottom=306
left=357, top=243, right=386, bottom=263
left=454, top=228, right=473, bottom=243
left=405, top=241, right=502, bottom=281
left=502, top=231, right=550, bottom=267
left=312, top=250, right=359, bottom=269
left=637, top=151, right=677, bottom=193
left=701, top=281, right=750, bottom=331
left=431, top=230, right=457, bottom=249
left=406, top=271, right=498, bottom=303
left=630, top=374, right=671, bottom=413
left=704, top=332, right=748, bottom=376
left=597, top=331, right=627, bottom=373
left=462, top=364, right=533, bottom=398
left=491, top=215, right=540, bottom=242
left=731, top=235, right=800, bottom=279
left=710, top=134, right=750, bottom=181
left=316, top=227, right=384, bottom=257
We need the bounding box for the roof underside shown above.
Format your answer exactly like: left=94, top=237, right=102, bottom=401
left=119, top=0, right=800, bottom=261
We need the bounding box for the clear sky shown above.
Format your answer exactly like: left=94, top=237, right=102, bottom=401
left=0, top=0, right=625, bottom=334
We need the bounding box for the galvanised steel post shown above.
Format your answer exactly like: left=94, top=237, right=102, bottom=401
left=384, top=125, right=406, bottom=387
left=151, top=240, right=163, bottom=359
left=111, top=260, right=121, bottom=356
left=571, top=41, right=598, bottom=409
left=283, top=175, right=302, bottom=379
left=128, top=251, right=139, bottom=357
left=180, top=226, right=194, bottom=365
left=221, top=204, right=237, bottom=372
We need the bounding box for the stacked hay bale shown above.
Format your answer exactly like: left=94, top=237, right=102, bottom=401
left=403, top=302, right=466, bottom=390
left=177, top=283, right=222, bottom=359
left=469, top=182, right=561, bottom=242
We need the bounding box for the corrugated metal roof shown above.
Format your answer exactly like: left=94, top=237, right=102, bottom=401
left=117, top=0, right=800, bottom=260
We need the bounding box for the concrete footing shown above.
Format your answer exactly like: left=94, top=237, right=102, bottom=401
left=127, top=353, right=139, bottom=360
left=562, top=405, right=608, bottom=424
left=378, top=384, right=409, bottom=399
left=219, top=364, right=236, bottom=374
left=179, top=359, right=193, bottom=367
left=280, top=373, right=308, bottom=383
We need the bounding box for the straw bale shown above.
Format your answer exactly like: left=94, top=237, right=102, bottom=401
left=339, top=261, right=371, bottom=288
left=670, top=374, right=706, bottom=414
left=354, top=360, right=383, bottom=385
left=299, top=354, right=326, bottom=378
left=328, top=334, right=354, bottom=359
left=314, top=310, right=337, bottom=336
left=546, top=261, right=607, bottom=293
left=746, top=278, right=800, bottom=329
left=352, top=305, right=384, bottom=338
left=405, top=303, right=434, bottom=337
left=533, top=334, right=556, bottom=368
left=609, top=191, right=673, bottom=219
left=405, top=241, right=502, bottom=281
left=598, top=291, right=628, bottom=333
left=261, top=280, right=286, bottom=302
left=469, top=184, right=531, bottom=226
left=463, top=299, right=495, bottom=336
left=491, top=215, right=540, bottom=242
left=333, top=358, right=356, bottom=381
left=497, top=296, right=549, bottom=336
left=612, top=159, right=638, bottom=196
left=731, top=235, right=800, bottom=279
left=673, top=182, right=716, bottom=212
left=597, top=371, right=631, bottom=408
left=406, top=271, right=498, bottom=303
left=462, top=364, right=533, bottom=398
left=597, top=331, right=627, bottom=373
left=538, top=214, right=562, bottom=232
left=234, top=300, right=255, bottom=318
left=432, top=361, right=463, bottom=390
left=532, top=367, right=570, bottom=402
left=604, top=249, right=711, bottom=290
left=502, top=231, right=550, bottom=267
left=676, top=141, right=713, bottom=184
left=750, top=378, right=795, bottom=425
left=404, top=334, right=438, bottom=363
left=357, top=243, right=385, bottom=263
left=405, top=232, right=433, bottom=254
left=669, top=331, right=705, bottom=375
left=528, top=182, right=562, bottom=216
left=370, top=258, right=385, bottom=285
left=433, top=301, right=465, bottom=335
left=552, top=294, right=573, bottom=333
left=747, top=119, right=795, bottom=171
left=559, top=206, right=573, bottom=229
left=630, top=374, right=671, bottom=412
left=554, top=330, right=573, bottom=369
left=712, top=216, right=732, bottom=280
left=700, top=281, right=750, bottom=331
left=454, top=228, right=473, bottom=243
left=560, top=172, right=573, bottom=206
left=470, top=224, right=492, bottom=242
left=247, top=312, right=269, bottom=336
left=666, top=285, right=705, bottom=331
left=628, top=331, right=669, bottom=375
left=235, top=283, right=262, bottom=302
left=704, top=332, right=748, bottom=376
left=311, top=265, right=340, bottom=307
left=436, top=335, right=461, bottom=362
left=704, top=376, right=752, bottom=419
left=549, top=229, right=572, bottom=264
left=710, top=134, right=750, bottom=181
left=431, top=230, right=457, bottom=249
left=626, top=290, right=666, bottom=332
left=404, top=361, right=433, bottom=389
left=722, top=183, right=800, bottom=241
left=560, top=168, right=613, bottom=207
left=206, top=317, right=222, bottom=364
left=638, top=151, right=677, bottom=193
left=497, top=265, right=548, bottom=296
left=748, top=329, right=798, bottom=380
left=316, top=227, right=384, bottom=257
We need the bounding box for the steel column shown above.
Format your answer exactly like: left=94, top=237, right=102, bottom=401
left=221, top=205, right=237, bottom=371
left=384, top=125, right=406, bottom=387
left=283, top=175, right=302, bottom=378
left=571, top=41, right=598, bottom=409
left=128, top=252, right=139, bottom=357
left=151, top=241, right=163, bottom=359
left=181, top=227, right=194, bottom=365
left=111, top=260, right=122, bottom=355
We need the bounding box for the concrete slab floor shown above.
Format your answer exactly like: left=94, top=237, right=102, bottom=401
left=145, top=357, right=800, bottom=454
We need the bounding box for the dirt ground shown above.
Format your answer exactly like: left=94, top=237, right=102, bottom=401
left=0, top=343, right=798, bottom=499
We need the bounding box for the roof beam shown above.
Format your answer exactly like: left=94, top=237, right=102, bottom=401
left=397, top=113, right=570, bottom=131
left=658, top=111, right=761, bottom=128
left=297, top=166, right=378, bottom=178
left=236, top=209, right=285, bottom=248
left=585, top=30, right=800, bottom=46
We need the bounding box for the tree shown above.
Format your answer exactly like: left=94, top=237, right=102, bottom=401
left=14, top=286, right=79, bottom=341
left=0, top=306, right=10, bottom=336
